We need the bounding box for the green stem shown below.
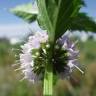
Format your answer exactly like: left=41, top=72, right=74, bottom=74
left=43, top=63, right=53, bottom=96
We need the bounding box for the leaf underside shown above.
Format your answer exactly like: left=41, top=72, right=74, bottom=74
left=10, top=3, right=38, bottom=23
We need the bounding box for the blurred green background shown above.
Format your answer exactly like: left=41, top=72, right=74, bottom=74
left=0, top=36, right=96, bottom=96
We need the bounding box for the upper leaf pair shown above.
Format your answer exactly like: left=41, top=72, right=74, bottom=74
left=10, top=0, right=96, bottom=43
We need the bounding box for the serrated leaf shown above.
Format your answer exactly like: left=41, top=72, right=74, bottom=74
left=69, top=13, right=96, bottom=32
left=37, top=0, right=84, bottom=42
left=10, top=3, right=38, bottom=23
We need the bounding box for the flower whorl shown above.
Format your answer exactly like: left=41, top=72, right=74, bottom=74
left=19, top=31, right=48, bottom=82
left=18, top=31, right=83, bottom=82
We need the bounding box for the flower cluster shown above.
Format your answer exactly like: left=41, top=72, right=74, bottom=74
left=19, top=31, right=48, bottom=82
left=56, top=34, right=84, bottom=78
left=16, top=31, right=83, bottom=82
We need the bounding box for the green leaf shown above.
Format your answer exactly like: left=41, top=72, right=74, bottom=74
left=10, top=3, right=38, bottom=23
left=37, top=0, right=84, bottom=42
left=37, top=0, right=54, bottom=42
left=69, top=13, right=96, bottom=32
left=53, top=0, right=84, bottom=40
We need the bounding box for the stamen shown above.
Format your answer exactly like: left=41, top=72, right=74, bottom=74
left=20, top=77, right=26, bottom=82
left=74, top=65, right=84, bottom=74
left=46, top=44, right=50, bottom=48
left=12, top=48, right=20, bottom=51
left=32, top=55, right=37, bottom=58
left=71, top=40, right=78, bottom=48
left=42, top=48, right=46, bottom=54
left=12, top=63, right=20, bottom=67
left=15, top=55, right=19, bottom=57
left=15, top=67, right=23, bottom=71
left=35, top=52, right=39, bottom=56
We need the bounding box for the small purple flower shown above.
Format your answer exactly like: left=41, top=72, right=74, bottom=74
left=18, top=30, right=48, bottom=81
left=57, top=34, right=84, bottom=75
left=14, top=31, right=83, bottom=82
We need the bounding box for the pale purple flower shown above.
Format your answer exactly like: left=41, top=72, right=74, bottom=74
left=21, top=43, right=32, bottom=53
left=15, top=31, right=83, bottom=82
left=18, top=31, right=48, bottom=82
left=58, top=34, right=84, bottom=74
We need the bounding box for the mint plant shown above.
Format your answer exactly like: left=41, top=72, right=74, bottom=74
left=11, top=0, right=96, bottom=96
